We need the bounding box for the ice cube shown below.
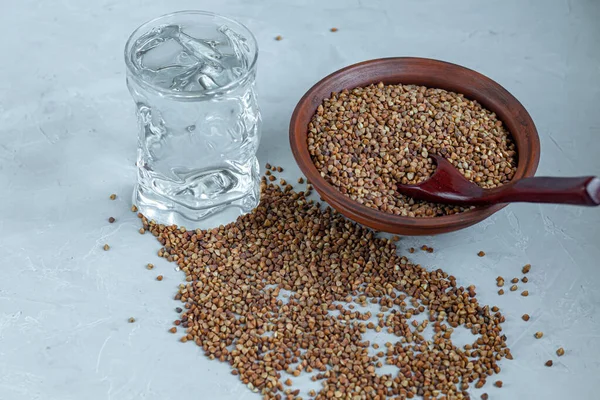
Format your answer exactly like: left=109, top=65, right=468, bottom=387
left=197, top=72, right=220, bottom=90
left=169, top=65, right=204, bottom=91
left=218, top=25, right=250, bottom=69
left=133, top=25, right=182, bottom=67
left=176, top=31, right=223, bottom=64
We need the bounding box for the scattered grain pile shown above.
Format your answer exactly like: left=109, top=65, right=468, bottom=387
left=139, top=181, right=510, bottom=399
left=308, top=83, right=517, bottom=217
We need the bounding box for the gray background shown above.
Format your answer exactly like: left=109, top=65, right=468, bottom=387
left=1, top=0, right=599, bottom=399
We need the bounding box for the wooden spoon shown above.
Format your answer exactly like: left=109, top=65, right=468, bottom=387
left=397, top=154, right=600, bottom=206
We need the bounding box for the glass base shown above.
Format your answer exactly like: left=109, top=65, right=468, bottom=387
left=133, top=180, right=259, bottom=230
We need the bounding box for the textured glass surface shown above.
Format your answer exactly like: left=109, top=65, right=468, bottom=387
left=125, top=11, right=261, bottom=228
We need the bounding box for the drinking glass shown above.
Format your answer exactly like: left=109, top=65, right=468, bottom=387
left=124, top=11, right=261, bottom=228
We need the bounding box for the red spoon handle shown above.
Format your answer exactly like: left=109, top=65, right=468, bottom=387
left=490, top=176, right=600, bottom=206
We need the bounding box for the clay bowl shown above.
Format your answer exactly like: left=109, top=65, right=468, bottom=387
left=289, top=57, right=540, bottom=235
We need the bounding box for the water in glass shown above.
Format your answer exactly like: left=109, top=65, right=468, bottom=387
left=125, top=12, right=261, bottom=228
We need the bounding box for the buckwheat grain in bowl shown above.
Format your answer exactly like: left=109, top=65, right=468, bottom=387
left=307, top=82, right=518, bottom=217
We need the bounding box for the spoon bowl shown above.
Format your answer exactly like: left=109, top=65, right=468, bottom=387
left=396, top=155, right=490, bottom=205
left=398, top=155, right=600, bottom=207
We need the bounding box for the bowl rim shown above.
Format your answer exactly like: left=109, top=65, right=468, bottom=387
left=289, top=57, right=541, bottom=232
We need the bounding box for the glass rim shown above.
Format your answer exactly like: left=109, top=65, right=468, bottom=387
left=124, top=10, right=259, bottom=99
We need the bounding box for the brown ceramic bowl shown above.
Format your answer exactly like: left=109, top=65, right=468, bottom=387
left=289, top=58, right=540, bottom=235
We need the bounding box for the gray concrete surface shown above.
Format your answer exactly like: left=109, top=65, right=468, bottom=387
left=0, top=0, right=599, bottom=399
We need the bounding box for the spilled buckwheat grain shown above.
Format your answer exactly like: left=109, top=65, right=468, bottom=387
left=139, top=182, right=510, bottom=399
left=308, top=83, right=517, bottom=217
